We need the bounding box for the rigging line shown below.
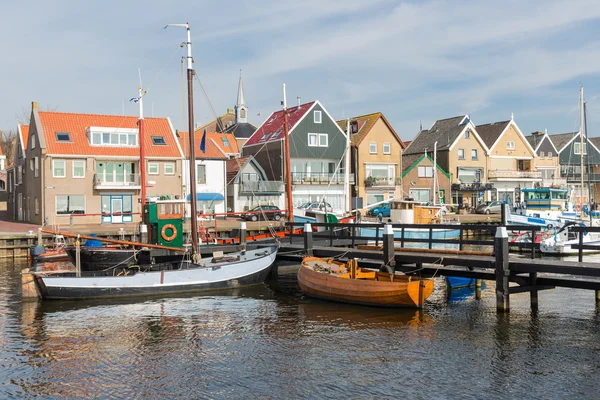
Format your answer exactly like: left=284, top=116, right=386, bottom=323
left=193, top=73, right=226, bottom=133
left=145, top=45, right=182, bottom=94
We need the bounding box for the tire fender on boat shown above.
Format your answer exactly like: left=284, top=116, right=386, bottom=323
left=547, top=223, right=553, bottom=230
left=161, top=224, right=177, bottom=242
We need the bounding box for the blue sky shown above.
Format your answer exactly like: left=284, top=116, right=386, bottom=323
left=2, top=0, right=600, bottom=141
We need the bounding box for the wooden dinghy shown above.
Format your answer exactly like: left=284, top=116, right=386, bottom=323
left=298, top=257, right=434, bottom=308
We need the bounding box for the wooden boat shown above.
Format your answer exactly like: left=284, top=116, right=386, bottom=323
left=24, top=246, right=278, bottom=300
left=297, top=257, right=434, bottom=308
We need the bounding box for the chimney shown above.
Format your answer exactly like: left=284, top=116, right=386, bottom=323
left=297, top=96, right=301, bottom=106
left=531, top=131, right=543, bottom=136
left=32, top=101, right=38, bottom=110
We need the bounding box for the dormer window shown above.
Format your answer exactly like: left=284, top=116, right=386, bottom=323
left=351, top=121, right=358, bottom=134
left=88, top=127, right=138, bottom=147
left=314, top=110, right=322, bottom=124
left=261, top=133, right=270, bottom=140
left=272, top=130, right=281, bottom=138
left=221, top=137, right=230, bottom=147
left=152, top=136, right=166, bottom=145
left=56, top=132, right=71, bottom=142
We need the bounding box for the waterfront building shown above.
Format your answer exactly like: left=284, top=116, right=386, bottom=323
left=526, top=130, right=564, bottom=188
left=7, top=124, right=29, bottom=221
left=401, top=153, right=451, bottom=205
left=226, top=155, right=284, bottom=212
left=177, top=130, right=239, bottom=215
left=336, top=112, right=404, bottom=209
left=403, top=115, right=490, bottom=208
left=242, top=100, right=353, bottom=212
left=477, top=116, right=540, bottom=205
left=11, top=102, right=184, bottom=227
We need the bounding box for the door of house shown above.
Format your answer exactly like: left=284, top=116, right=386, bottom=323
left=17, top=193, right=23, bottom=221
left=111, top=198, right=123, bottom=223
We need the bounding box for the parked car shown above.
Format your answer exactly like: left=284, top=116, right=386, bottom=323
left=367, top=203, right=391, bottom=218
left=242, top=205, right=284, bottom=221
left=299, top=201, right=333, bottom=211
left=475, top=201, right=503, bottom=214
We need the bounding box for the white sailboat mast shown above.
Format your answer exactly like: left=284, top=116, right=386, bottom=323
left=580, top=86, right=585, bottom=206
left=433, top=141, right=437, bottom=204
left=345, top=118, right=351, bottom=213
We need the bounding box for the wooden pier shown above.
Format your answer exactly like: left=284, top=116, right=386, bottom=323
left=272, top=221, right=600, bottom=312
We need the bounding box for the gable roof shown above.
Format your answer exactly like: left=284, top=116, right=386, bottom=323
left=221, top=122, right=257, bottom=138
left=177, top=131, right=239, bottom=160
left=549, top=132, right=579, bottom=153
left=18, top=124, right=29, bottom=155
left=196, top=109, right=236, bottom=133
left=475, top=120, right=510, bottom=149
left=402, top=153, right=450, bottom=178
left=244, top=101, right=316, bottom=147
left=526, top=132, right=558, bottom=153
left=336, top=112, right=405, bottom=148
left=36, top=112, right=183, bottom=158
left=404, top=116, right=471, bottom=155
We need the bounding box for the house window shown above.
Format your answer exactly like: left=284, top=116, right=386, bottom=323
left=152, top=136, right=166, bottom=145
left=351, top=121, right=359, bottom=134
left=164, top=163, right=175, bottom=175
left=547, top=151, right=553, bottom=159
left=539, top=151, right=545, bottom=159
left=31, top=134, right=36, bottom=149
left=314, top=110, right=322, bottom=124
left=56, top=195, right=85, bottom=215
left=308, top=133, right=318, bottom=147
left=418, top=166, right=433, bottom=178
left=574, top=142, right=587, bottom=155
left=91, top=131, right=137, bottom=147
left=17, top=166, right=22, bottom=184
left=53, top=160, right=66, bottom=178
left=465, top=131, right=470, bottom=139
left=318, top=133, right=328, bottom=147
left=506, top=141, right=516, bottom=150
left=73, top=160, right=85, bottom=178
left=272, top=130, right=281, bottom=139
left=471, top=149, right=478, bottom=160
left=383, top=143, right=391, bottom=154
left=148, top=162, right=159, bottom=175
left=56, top=132, right=71, bottom=142
left=458, top=149, right=465, bottom=160
left=370, top=142, right=377, bottom=154
left=197, top=164, right=206, bottom=184
left=35, top=198, right=39, bottom=215
left=34, top=157, right=39, bottom=178
left=30, top=158, right=34, bottom=171
left=261, top=133, right=270, bottom=140
left=221, top=137, right=230, bottom=147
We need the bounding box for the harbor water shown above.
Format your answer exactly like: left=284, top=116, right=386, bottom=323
left=1, top=257, right=600, bottom=399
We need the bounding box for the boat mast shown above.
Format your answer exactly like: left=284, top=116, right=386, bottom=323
left=345, top=118, right=351, bottom=214
left=167, top=22, right=199, bottom=255
left=585, top=101, right=592, bottom=225
left=580, top=86, right=585, bottom=211
left=433, top=141, right=437, bottom=204
left=138, top=84, right=147, bottom=212
left=282, top=84, right=294, bottom=222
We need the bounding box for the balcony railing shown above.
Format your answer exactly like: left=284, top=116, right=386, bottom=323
left=291, top=172, right=355, bottom=185
left=240, top=180, right=284, bottom=194
left=364, top=176, right=400, bottom=187
left=94, top=173, right=141, bottom=189
left=565, top=174, right=600, bottom=182
left=488, top=170, right=542, bottom=179
left=451, top=182, right=494, bottom=191
left=541, top=177, right=567, bottom=187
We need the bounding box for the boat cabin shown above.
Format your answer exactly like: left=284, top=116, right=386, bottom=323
left=390, top=199, right=443, bottom=224
left=143, top=199, right=185, bottom=248
left=522, top=188, right=567, bottom=211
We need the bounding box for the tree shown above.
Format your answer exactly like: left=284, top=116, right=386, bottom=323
left=0, top=129, right=17, bottom=168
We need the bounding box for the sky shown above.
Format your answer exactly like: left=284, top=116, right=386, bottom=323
left=2, top=0, right=600, bottom=141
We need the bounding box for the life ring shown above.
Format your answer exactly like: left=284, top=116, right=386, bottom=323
left=547, top=223, right=553, bottom=230
left=161, top=224, right=177, bottom=242
left=575, top=203, right=582, bottom=212
left=199, top=225, right=207, bottom=237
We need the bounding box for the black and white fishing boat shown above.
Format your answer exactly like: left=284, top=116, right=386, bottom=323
left=23, top=23, right=278, bottom=300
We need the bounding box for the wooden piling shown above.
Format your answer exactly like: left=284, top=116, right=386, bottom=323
left=476, top=279, right=482, bottom=300
left=75, top=239, right=81, bottom=278
left=304, top=223, right=313, bottom=256
left=21, top=269, right=40, bottom=299
left=240, top=221, right=247, bottom=253
left=596, top=290, right=600, bottom=310
left=382, top=224, right=395, bottom=274
left=495, top=226, right=510, bottom=312
left=530, top=271, right=539, bottom=309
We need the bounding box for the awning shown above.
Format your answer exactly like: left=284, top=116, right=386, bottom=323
left=187, top=193, right=225, bottom=201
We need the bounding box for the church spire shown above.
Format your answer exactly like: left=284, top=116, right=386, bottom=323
left=235, top=70, right=248, bottom=124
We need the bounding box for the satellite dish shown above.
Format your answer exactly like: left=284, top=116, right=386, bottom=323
left=410, top=181, right=417, bottom=186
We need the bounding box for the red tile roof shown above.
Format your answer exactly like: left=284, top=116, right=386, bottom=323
left=244, top=101, right=316, bottom=147
left=37, top=112, right=182, bottom=158
left=19, top=124, right=29, bottom=153
left=177, top=131, right=239, bottom=159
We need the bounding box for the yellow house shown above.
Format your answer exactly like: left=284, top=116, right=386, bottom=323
left=477, top=117, right=539, bottom=205
left=404, top=115, right=490, bottom=208
left=337, top=113, right=404, bottom=208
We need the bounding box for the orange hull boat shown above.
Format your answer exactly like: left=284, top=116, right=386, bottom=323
left=298, top=257, right=434, bottom=308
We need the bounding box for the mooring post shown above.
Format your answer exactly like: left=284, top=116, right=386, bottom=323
left=530, top=271, right=538, bottom=309
left=475, top=279, right=482, bottom=300
left=75, top=238, right=81, bottom=278
left=349, top=220, right=355, bottom=248
left=381, top=224, right=395, bottom=274
left=240, top=221, right=247, bottom=254
left=578, top=229, right=584, bottom=263
left=495, top=226, right=509, bottom=312
left=596, top=290, right=600, bottom=310
left=304, top=223, right=313, bottom=256
left=140, top=224, right=148, bottom=244
left=501, top=203, right=508, bottom=226
left=37, top=228, right=43, bottom=246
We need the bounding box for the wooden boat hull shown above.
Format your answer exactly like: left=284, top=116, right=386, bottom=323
left=31, top=249, right=70, bottom=263
left=33, top=246, right=278, bottom=300
left=297, top=257, right=434, bottom=308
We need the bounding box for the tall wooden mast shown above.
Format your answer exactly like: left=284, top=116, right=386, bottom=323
left=167, top=22, right=199, bottom=255
left=282, top=84, right=294, bottom=222
left=138, top=85, right=147, bottom=212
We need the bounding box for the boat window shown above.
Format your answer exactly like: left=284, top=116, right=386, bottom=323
left=551, top=191, right=567, bottom=200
